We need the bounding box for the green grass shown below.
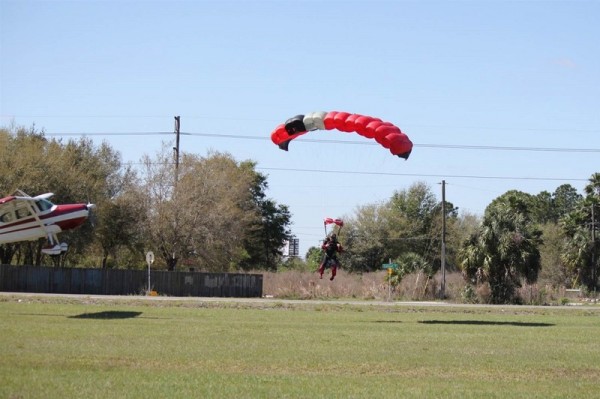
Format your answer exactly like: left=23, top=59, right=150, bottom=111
left=1, top=296, right=599, bottom=398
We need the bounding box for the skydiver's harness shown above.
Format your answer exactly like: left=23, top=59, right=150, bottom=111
left=322, top=240, right=340, bottom=268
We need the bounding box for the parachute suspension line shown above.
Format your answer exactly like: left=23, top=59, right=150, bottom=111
left=324, top=217, right=344, bottom=239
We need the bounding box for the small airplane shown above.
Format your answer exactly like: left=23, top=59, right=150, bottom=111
left=0, top=190, right=94, bottom=255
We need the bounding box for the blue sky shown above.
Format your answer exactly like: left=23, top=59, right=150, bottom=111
left=1, top=0, right=599, bottom=257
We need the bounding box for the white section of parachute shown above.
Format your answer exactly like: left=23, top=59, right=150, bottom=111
left=302, top=111, right=327, bottom=131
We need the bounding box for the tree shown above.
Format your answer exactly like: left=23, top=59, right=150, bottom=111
left=239, top=161, right=292, bottom=271
left=560, top=173, right=599, bottom=290
left=140, top=148, right=283, bottom=271
left=538, top=222, right=570, bottom=288
left=446, top=211, right=481, bottom=272
left=342, top=203, right=388, bottom=272
left=553, top=184, right=582, bottom=219
left=459, top=192, right=543, bottom=303
left=533, top=191, right=554, bottom=224
left=587, top=173, right=600, bottom=289
left=584, top=173, right=600, bottom=198
left=1, top=124, right=293, bottom=271
left=342, top=182, right=457, bottom=273
left=388, top=252, right=430, bottom=289
left=93, top=186, right=147, bottom=269
left=305, top=246, right=324, bottom=271
left=386, top=182, right=458, bottom=272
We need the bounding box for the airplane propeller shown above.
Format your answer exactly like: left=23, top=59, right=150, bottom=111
left=87, top=203, right=97, bottom=227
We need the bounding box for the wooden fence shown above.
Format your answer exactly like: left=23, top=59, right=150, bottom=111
left=0, top=264, right=262, bottom=297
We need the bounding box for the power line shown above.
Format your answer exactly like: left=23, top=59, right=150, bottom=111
left=255, top=167, right=589, bottom=182
left=45, top=132, right=170, bottom=136
left=415, top=143, right=600, bottom=153
left=123, top=162, right=587, bottom=182
left=5, top=114, right=599, bottom=133
left=47, top=126, right=589, bottom=182
left=42, top=131, right=600, bottom=153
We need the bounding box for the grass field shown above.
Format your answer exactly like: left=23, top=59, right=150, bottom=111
left=1, top=295, right=599, bottom=398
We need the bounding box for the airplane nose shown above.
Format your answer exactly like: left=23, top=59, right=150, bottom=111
left=86, top=203, right=96, bottom=210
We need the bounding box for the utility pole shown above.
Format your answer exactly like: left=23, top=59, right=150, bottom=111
left=173, top=116, right=181, bottom=186
left=592, top=204, right=597, bottom=293
left=171, top=116, right=181, bottom=271
left=440, top=180, right=446, bottom=299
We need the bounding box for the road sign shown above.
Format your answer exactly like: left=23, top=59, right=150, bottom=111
left=381, top=263, right=398, bottom=269
left=146, top=251, right=154, bottom=295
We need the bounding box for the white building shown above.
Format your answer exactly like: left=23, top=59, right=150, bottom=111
left=283, top=236, right=300, bottom=258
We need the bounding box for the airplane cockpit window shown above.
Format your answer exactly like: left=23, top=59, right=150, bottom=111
left=16, top=207, right=32, bottom=219
left=35, top=199, right=54, bottom=212
left=0, top=212, right=14, bottom=224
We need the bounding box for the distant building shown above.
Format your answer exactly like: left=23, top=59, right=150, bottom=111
left=283, top=236, right=300, bottom=258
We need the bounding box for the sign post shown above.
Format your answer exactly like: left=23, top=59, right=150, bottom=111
left=146, top=251, right=155, bottom=295
left=381, top=262, right=398, bottom=302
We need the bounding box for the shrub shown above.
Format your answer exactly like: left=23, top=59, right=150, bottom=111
left=461, top=285, right=478, bottom=304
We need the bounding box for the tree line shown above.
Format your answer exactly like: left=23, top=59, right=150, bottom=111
left=306, top=175, right=599, bottom=303
left=2, top=125, right=599, bottom=303
left=316, top=173, right=600, bottom=303
left=0, top=125, right=291, bottom=271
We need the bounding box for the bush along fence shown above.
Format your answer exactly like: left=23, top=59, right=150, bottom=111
left=0, top=264, right=263, bottom=298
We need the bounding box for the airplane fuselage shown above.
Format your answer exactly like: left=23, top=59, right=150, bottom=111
left=0, top=196, right=91, bottom=245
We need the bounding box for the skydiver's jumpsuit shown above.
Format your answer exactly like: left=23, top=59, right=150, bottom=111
left=318, top=238, right=343, bottom=281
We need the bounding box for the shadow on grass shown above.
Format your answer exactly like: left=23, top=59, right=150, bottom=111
left=419, top=320, right=554, bottom=327
left=69, top=311, right=143, bottom=319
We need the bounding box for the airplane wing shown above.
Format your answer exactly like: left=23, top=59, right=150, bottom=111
left=0, top=195, right=17, bottom=205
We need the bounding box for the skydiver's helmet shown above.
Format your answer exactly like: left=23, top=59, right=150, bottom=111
left=331, top=233, right=337, bottom=242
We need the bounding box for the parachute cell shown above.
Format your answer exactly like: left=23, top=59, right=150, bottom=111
left=284, top=115, right=306, bottom=134
left=304, top=111, right=327, bottom=131
left=324, top=217, right=344, bottom=227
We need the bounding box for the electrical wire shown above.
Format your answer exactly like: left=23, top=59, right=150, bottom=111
left=42, top=131, right=600, bottom=153
left=35, top=130, right=597, bottom=182
left=126, top=162, right=588, bottom=182
left=255, top=167, right=589, bottom=182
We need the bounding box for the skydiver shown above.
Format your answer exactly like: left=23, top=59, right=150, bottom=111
left=318, top=233, right=343, bottom=281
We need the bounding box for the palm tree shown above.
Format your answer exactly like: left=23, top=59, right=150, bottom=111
left=584, top=172, right=600, bottom=198
left=560, top=173, right=600, bottom=290
left=459, top=193, right=542, bottom=303
left=585, top=173, right=600, bottom=289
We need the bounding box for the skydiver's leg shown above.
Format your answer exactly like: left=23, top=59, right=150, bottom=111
left=330, top=262, right=337, bottom=281
left=318, top=254, right=329, bottom=279
left=318, top=261, right=325, bottom=279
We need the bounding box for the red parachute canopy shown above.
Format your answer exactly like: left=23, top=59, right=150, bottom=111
left=324, top=217, right=344, bottom=237
left=324, top=217, right=344, bottom=227
left=270, top=111, right=413, bottom=159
